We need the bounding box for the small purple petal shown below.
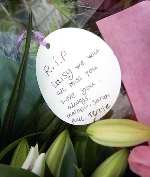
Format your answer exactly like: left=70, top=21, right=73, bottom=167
left=32, top=31, right=47, bottom=47
left=16, top=30, right=26, bottom=49
left=16, top=30, right=48, bottom=51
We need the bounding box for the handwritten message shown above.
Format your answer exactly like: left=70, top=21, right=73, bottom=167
left=36, top=28, right=121, bottom=125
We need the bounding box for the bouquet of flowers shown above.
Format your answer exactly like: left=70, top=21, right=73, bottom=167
left=0, top=0, right=149, bottom=177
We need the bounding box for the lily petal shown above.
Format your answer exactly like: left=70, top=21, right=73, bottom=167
left=22, top=144, right=39, bottom=170
left=32, top=153, right=45, bottom=177
left=129, top=145, right=150, bottom=177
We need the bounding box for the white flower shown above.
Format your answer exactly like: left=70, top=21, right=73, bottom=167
left=22, top=144, right=45, bottom=177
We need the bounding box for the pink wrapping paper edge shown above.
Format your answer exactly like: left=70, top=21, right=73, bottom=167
left=96, top=1, right=150, bottom=124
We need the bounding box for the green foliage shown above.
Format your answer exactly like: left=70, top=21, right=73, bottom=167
left=0, top=47, right=42, bottom=134
left=11, top=139, right=29, bottom=167
left=74, top=166, right=84, bottom=177
left=46, top=130, right=77, bottom=177
left=91, top=149, right=129, bottom=177
left=72, top=127, right=115, bottom=176
left=1, top=12, right=32, bottom=144
left=75, top=135, right=101, bottom=176
left=0, top=14, right=43, bottom=140
left=0, top=132, right=41, bottom=161
left=0, top=164, right=39, bottom=177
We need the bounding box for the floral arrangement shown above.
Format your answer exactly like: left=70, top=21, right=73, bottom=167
left=0, top=0, right=149, bottom=177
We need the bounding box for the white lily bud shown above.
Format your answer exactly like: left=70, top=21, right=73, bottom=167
left=22, top=144, right=39, bottom=170
left=32, top=153, right=45, bottom=177
left=21, top=144, right=45, bottom=177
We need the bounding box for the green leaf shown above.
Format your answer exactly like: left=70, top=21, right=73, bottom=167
left=22, top=100, right=66, bottom=146
left=74, top=166, right=84, bottom=177
left=91, top=149, right=129, bottom=177
left=74, top=129, right=115, bottom=176
left=0, top=132, right=41, bottom=161
left=22, top=100, right=57, bottom=136
left=75, top=136, right=99, bottom=176
left=39, top=116, right=65, bottom=144
left=1, top=12, right=32, bottom=143
left=46, top=130, right=77, bottom=177
left=0, top=164, right=39, bottom=177
left=11, top=138, right=29, bottom=167
left=20, top=97, right=45, bottom=135
left=36, top=104, right=56, bottom=132
left=0, top=53, right=41, bottom=135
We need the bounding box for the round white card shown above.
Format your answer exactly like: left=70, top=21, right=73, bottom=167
left=36, top=28, right=121, bottom=125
